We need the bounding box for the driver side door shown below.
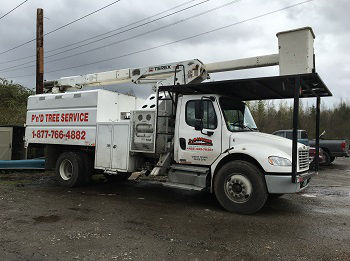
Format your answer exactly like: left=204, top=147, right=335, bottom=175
left=175, top=96, right=222, bottom=165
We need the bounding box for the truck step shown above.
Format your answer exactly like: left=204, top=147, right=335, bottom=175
left=170, top=164, right=209, bottom=174
left=168, top=164, right=210, bottom=189
left=162, top=182, right=204, bottom=191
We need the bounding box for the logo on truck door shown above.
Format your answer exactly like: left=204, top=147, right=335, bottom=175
left=187, top=137, right=213, bottom=152
left=188, top=137, right=213, bottom=146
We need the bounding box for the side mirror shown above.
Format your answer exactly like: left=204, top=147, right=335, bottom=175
left=194, top=119, right=203, bottom=131
left=320, top=130, right=326, bottom=139
left=195, top=100, right=203, bottom=119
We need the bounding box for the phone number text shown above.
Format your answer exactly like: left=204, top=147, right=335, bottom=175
left=32, top=130, right=86, bottom=140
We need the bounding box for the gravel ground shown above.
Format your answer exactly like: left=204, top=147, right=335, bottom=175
left=0, top=158, right=349, bottom=260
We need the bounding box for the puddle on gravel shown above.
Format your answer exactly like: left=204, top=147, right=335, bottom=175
left=312, top=206, right=350, bottom=216
left=301, top=194, right=317, bottom=198
left=33, top=215, right=61, bottom=224
left=304, top=186, right=350, bottom=198
left=0, top=179, right=32, bottom=185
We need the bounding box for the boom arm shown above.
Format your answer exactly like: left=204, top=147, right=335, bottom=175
left=44, top=59, right=208, bottom=93
left=44, top=27, right=315, bottom=93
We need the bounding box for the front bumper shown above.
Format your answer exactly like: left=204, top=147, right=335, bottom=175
left=265, top=171, right=317, bottom=194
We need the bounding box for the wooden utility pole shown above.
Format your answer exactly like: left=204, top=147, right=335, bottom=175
left=36, top=8, right=44, bottom=94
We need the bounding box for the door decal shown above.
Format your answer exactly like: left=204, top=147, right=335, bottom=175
left=188, top=137, right=213, bottom=146
left=187, top=137, right=213, bottom=152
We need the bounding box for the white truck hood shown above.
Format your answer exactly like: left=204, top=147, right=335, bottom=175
left=230, top=131, right=308, bottom=156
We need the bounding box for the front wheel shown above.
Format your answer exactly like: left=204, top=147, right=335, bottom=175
left=214, top=160, right=268, bottom=214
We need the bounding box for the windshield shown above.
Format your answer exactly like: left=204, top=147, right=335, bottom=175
left=219, top=97, right=258, bottom=132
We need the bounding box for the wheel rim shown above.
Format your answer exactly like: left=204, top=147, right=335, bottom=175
left=224, top=174, right=252, bottom=203
left=59, top=159, right=73, bottom=181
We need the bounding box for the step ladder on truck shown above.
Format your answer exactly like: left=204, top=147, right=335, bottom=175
left=25, top=27, right=332, bottom=214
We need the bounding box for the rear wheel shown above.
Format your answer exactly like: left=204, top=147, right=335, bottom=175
left=214, top=160, right=268, bottom=214
left=55, top=151, right=85, bottom=187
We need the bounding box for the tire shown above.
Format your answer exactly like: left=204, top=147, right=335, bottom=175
left=55, top=151, right=85, bottom=187
left=330, top=156, right=336, bottom=163
left=214, top=160, right=268, bottom=214
left=321, top=150, right=331, bottom=166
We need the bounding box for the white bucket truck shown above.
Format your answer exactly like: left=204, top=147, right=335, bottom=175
left=25, top=27, right=331, bottom=214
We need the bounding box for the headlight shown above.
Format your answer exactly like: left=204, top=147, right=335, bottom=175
left=268, top=156, right=291, bottom=166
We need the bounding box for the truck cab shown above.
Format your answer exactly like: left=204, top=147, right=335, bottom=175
left=171, top=94, right=310, bottom=213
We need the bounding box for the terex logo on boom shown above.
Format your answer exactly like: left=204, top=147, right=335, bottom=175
left=149, top=65, right=172, bottom=72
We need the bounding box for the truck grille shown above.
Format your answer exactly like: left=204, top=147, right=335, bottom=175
left=298, top=150, right=309, bottom=170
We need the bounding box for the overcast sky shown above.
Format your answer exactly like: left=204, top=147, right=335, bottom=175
left=0, top=0, right=348, bottom=106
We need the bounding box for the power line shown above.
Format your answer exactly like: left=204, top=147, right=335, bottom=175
left=0, top=0, right=123, bottom=56
left=0, top=0, right=211, bottom=71
left=0, top=0, right=217, bottom=72
left=46, top=0, right=210, bottom=58
left=45, top=0, right=198, bottom=54
left=5, top=0, right=315, bottom=79
left=0, top=0, right=29, bottom=21
left=0, top=0, right=197, bottom=65
left=44, top=0, right=123, bottom=37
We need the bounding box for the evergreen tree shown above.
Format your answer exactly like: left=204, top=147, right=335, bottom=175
left=0, top=78, right=34, bottom=125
